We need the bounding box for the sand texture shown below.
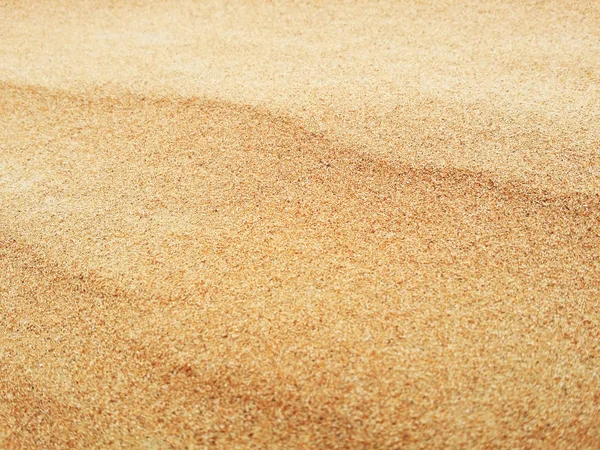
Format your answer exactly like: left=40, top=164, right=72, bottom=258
left=1, top=0, right=599, bottom=448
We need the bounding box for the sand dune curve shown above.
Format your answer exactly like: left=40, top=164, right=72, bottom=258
left=1, top=1, right=599, bottom=448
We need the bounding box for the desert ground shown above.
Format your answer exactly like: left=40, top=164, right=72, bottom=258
left=1, top=0, right=599, bottom=448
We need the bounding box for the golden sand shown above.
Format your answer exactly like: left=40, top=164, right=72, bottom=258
left=1, top=1, right=599, bottom=448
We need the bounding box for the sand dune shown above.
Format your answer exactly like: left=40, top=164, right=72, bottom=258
left=1, top=1, right=599, bottom=448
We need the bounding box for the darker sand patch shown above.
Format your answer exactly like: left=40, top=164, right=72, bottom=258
left=1, top=83, right=599, bottom=448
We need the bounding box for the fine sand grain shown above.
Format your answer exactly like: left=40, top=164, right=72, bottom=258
left=1, top=1, right=599, bottom=448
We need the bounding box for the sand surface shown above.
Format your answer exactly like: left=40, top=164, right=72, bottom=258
left=1, top=0, right=599, bottom=448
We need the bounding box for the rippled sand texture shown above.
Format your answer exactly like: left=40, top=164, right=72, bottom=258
left=1, top=1, right=599, bottom=448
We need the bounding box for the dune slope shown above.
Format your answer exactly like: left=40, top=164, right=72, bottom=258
left=1, top=1, right=599, bottom=448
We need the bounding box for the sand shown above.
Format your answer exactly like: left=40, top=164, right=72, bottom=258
left=1, top=0, right=599, bottom=448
